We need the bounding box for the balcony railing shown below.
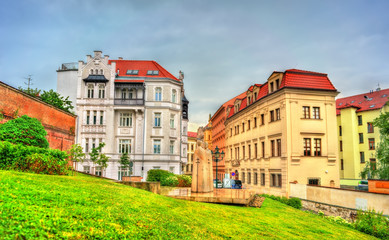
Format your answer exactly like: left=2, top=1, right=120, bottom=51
left=114, top=98, right=144, bottom=106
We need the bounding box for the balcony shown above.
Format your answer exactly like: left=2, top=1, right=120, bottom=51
left=114, top=98, right=144, bottom=106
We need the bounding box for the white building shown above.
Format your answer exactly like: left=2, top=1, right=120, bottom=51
left=57, top=51, right=188, bottom=180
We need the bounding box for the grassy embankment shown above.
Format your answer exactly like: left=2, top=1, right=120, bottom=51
left=0, top=170, right=376, bottom=239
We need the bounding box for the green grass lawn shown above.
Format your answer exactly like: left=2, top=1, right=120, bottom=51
left=0, top=171, right=376, bottom=239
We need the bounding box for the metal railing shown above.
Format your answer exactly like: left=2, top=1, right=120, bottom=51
left=114, top=98, right=144, bottom=105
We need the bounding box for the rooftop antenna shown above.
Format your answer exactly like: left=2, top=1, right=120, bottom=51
left=376, top=83, right=381, bottom=91
left=24, top=75, right=33, bottom=90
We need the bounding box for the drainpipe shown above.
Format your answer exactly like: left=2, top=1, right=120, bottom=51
left=141, top=84, right=146, bottom=180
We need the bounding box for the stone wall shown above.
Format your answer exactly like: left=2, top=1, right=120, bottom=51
left=119, top=181, right=161, bottom=194
left=0, top=81, right=76, bottom=151
left=301, top=199, right=357, bottom=221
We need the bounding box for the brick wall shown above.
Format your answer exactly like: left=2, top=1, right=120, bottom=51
left=0, top=81, right=76, bottom=151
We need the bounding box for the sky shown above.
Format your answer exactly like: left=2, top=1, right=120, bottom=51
left=1, top=0, right=388, bottom=125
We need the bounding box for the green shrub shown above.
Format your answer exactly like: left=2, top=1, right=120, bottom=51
left=0, top=115, right=49, bottom=148
left=0, top=141, right=69, bottom=175
left=161, top=175, right=179, bottom=187
left=146, top=169, right=174, bottom=182
left=177, top=175, right=192, bottom=187
left=287, top=197, right=302, bottom=210
left=353, top=209, right=389, bottom=239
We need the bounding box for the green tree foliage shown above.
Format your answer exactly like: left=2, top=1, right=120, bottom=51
left=361, top=111, right=389, bottom=180
left=0, top=115, right=49, bottom=148
left=18, top=87, right=41, bottom=97
left=90, top=143, right=109, bottom=173
left=120, top=152, right=132, bottom=175
left=40, top=89, right=74, bottom=113
left=68, top=144, right=85, bottom=170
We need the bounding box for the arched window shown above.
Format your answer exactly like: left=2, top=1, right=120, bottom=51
left=87, top=84, right=94, bottom=98
left=155, top=87, right=162, bottom=101
left=98, top=84, right=105, bottom=99
left=90, top=69, right=94, bottom=74
left=129, top=88, right=136, bottom=99
left=95, top=69, right=99, bottom=74
left=100, top=69, right=103, bottom=75
left=172, top=89, right=177, bottom=103
left=121, top=89, right=128, bottom=99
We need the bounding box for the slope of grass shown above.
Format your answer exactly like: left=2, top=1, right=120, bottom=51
left=0, top=170, right=376, bottom=239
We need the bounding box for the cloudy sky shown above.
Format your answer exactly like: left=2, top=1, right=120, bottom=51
left=1, top=0, right=388, bottom=125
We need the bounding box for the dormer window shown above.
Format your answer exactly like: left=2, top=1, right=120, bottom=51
left=248, top=97, right=251, bottom=105
left=270, top=82, right=274, bottom=92
left=126, top=70, right=139, bottom=75
left=254, top=92, right=257, bottom=101
left=147, top=70, right=159, bottom=75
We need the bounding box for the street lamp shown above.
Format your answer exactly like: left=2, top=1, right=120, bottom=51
left=212, top=146, right=225, bottom=189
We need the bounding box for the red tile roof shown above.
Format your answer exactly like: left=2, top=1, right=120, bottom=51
left=336, top=88, right=389, bottom=115
left=188, top=131, right=197, bottom=138
left=108, top=60, right=179, bottom=82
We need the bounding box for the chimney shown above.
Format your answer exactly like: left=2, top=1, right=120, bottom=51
left=118, top=57, right=123, bottom=60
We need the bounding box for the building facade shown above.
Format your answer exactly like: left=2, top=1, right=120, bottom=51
left=225, top=69, right=340, bottom=197
left=57, top=51, right=188, bottom=180
left=336, top=88, right=389, bottom=186
left=184, top=131, right=197, bottom=175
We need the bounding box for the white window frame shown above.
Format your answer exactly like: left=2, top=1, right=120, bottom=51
left=119, top=139, right=131, bottom=154
left=87, top=84, right=94, bottom=98
left=154, top=113, right=161, bottom=127
left=119, top=113, right=132, bottom=127
left=170, top=140, right=174, bottom=154
left=153, top=139, right=161, bottom=154
left=172, top=89, right=177, bottom=103
left=98, top=84, right=105, bottom=98
left=155, top=87, right=162, bottom=101
left=170, top=114, right=175, bottom=128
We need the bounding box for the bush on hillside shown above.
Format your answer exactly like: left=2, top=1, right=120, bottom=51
left=0, top=115, right=49, bottom=148
left=161, top=175, right=179, bottom=187
left=177, top=175, right=192, bottom=187
left=0, top=141, right=69, bottom=175
left=260, top=194, right=302, bottom=210
left=286, top=197, right=302, bottom=209
left=353, top=209, right=389, bottom=239
left=147, top=169, right=174, bottom=182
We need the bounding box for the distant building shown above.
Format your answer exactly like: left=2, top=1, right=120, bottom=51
left=0, top=81, right=76, bottom=151
left=57, top=62, right=78, bottom=106
left=225, top=69, right=340, bottom=197
left=57, top=51, right=188, bottom=180
left=184, top=131, right=197, bottom=175
left=336, top=88, right=389, bottom=186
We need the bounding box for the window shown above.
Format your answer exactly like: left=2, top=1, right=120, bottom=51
left=277, top=139, right=281, bottom=156
left=360, top=152, right=365, bottom=163
left=121, top=89, right=127, bottom=99
left=118, top=166, right=130, bottom=180
left=242, top=123, right=245, bottom=132
left=254, top=92, right=257, bottom=100
left=275, top=79, right=279, bottom=89
left=243, top=146, right=245, bottom=159
left=155, top=87, right=162, bottom=101
left=90, top=69, right=93, bottom=74
left=92, top=139, right=96, bottom=150
left=359, top=133, right=364, bottom=143
left=98, top=85, right=105, bottom=98
left=271, top=173, right=282, bottom=187
left=242, top=172, right=245, bottom=183
left=93, top=111, right=97, bottom=125
left=303, top=106, right=310, bottom=119
left=86, top=111, right=90, bottom=125
left=314, top=139, right=321, bottom=156
left=170, top=114, right=175, bottom=128
left=254, top=143, right=258, bottom=159
left=230, top=128, right=232, bottom=137
left=237, top=125, right=239, bottom=134
left=83, top=166, right=90, bottom=174
left=341, top=159, right=344, bottom=170
left=100, top=111, right=104, bottom=125
left=170, top=140, right=174, bottom=154
left=270, top=82, right=274, bottom=92
left=368, top=138, right=375, bottom=150
left=95, top=166, right=102, bottom=176
left=248, top=120, right=251, bottom=130
left=248, top=96, right=251, bottom=105
left=154, top=113, right=161, bottom=127
left=85, top=141, right=89, bottom=153
left=248, top=172, right=251, bottom=184
left=340, top=141, right=343, bottom=152
left=339, top=126, right=342, bottom=136
left=153, top=140, right=161, bottom=154
left=120, top=113, right=132, bottom=127
left=303, top=138, right=311, bottom=156
left=129, top=89, right=135, bottom=99
left=261, top=142, right=265, bottom=158
left=367, top=122, right=374, bottom=133
left=254, top=173, right=258, bottom=185
left=147, top=70, right=159, bottom=75
left=248, top=144, right=251, bottom=159
left=261, top=173, right=265, bottom=186
left=87, top=84, right=94, bottom=98
left=126, top=70, right=139, bottom=75
left=271, top=140, right=275, bottom=157
left=169, top=166, right=175, bottom=173
left=370, top=158, right=376, bottom=170
left=358, top=115, right=363, bottom=125
left=308, top=178, right=319, bottom=186
left=172, top=89, right=177, bottom=103
left=254, top=117, right=257, bottom=128
left=270, top=110, right=274, bottom=122
left=119, top=139, right=131, bottom=153
left=261, top=114, right=264, bottom=125
left=95, top=69, right=99, bottom=74
left=276, top=108, right=280, bottom=120
left=313, top=107, right=320, bottom=119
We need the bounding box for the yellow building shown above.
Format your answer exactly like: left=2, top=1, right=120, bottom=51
left=204, top=121, right=212, bottom=150
left=225, top=69, right=340, bottom=197
left=184, top=131, right=197, bottom=175
left=336, top=88, right=389, bottom=186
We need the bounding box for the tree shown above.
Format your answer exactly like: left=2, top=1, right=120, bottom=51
left=89, top=143, right=110, bottom=176
left=40, top=89, right=74, bottom=113
left=120, top=152, right=133, bottom=177
left=0, top=115, right=49, bottom=148
left=18, top=87, right=41, bottom=97
left=361, top=111, right=389, bottom=180
left=68, top=144, right=85, bottom=171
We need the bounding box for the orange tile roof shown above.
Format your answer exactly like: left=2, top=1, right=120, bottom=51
left=188, top=131, right=197, bottom=138
left=108, top=60, right=179, bottom=82
left=336, top=88, right=389, bottom=115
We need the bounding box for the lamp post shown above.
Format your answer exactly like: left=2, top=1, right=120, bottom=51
left=212, top=146, right=225, bottom=189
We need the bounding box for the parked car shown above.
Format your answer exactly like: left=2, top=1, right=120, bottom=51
left=213, top=179, right=223, bottom=188
left=231, top=179, right=242, bottom=189
left=357, top=180, right=368, bottom=191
